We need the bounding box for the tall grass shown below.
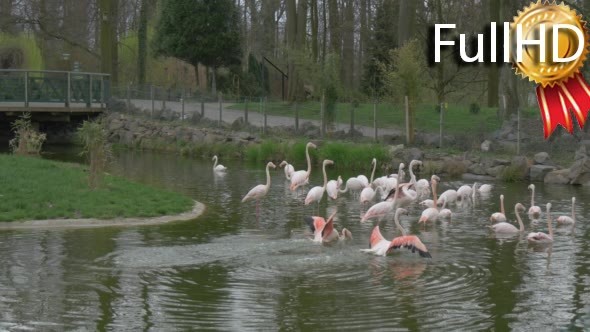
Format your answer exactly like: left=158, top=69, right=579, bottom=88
left=9, top=113, right=46, bottom=155
left=77, top=119, right=112, bottom=189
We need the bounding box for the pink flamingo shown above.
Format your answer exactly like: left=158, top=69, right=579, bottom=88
left=279, top=160, right=295, bottom=180
left=360, top=175, right=402, bottom=223
left=359, top=158, right=378, bottom=203
left=361, top=208, right=431, bottom=257
left=418, top=175, right=440, bottom=224
left=490, top=194, right=507, bottom=223
left=304, top=215, right=327, bottom=243
left=305, top=159, right=334, bottom=206
left=321, top=213, right=352, bottom=244
left=527, top=203, right=554, bottom=244
left=527, top=184, right=542, bottom=220
left=290, top=142, right=317, bottom=191
left=241, top=162, right=276, bottom=214
left=557, top=197, right=576, bottom=226
left=438, top=198, right=452, bottom=221
left=490, top=203, right=526, bottom=234
left=326, top=176, right=343, bottom=200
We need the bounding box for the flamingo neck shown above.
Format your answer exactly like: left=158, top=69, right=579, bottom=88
left=409, top=162, right=417, bottom=184
left=305, top=145, right=312, bottom=175
left=431, top=181, right=438, bottom=207
left=530, top=187, right=535, bottom=206
left=547, top=207, right=553, bottom=238
left=370, top=161, right=376, bottom=183
left=322, top=162, right=329, bottom=189
left=394, top=211, right=407, bottom=236
left=402, top=185, right=417, bottom=200
left=500, top=196, right=505, bottom=215
left=515, top=206, right=524, bottom=232
left=265, top=164, right=272, bottom=189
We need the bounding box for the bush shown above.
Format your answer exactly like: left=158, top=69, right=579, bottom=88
left=77, top=119, right=112, bottom=189
left=9, top=113, right=46, bottom=155
left=470, top=103, right=480, bottom=114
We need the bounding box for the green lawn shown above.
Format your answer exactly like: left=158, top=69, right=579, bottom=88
left=0, top=154, right=194, bottom=222
left=229, top=101, right=539, bottom=135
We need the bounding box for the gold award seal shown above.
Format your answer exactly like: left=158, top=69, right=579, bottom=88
left=511, top=1, right=590, bottom=137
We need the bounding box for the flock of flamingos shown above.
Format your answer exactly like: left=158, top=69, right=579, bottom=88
left=212, top=142, right=577, bottom=259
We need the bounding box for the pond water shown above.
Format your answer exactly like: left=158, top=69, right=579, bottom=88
left=1, top=149, right=590, bottom=330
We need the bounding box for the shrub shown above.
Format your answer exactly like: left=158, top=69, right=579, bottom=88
left=77, top=119, right=112, bottom=189
left=9, top=113, right=46, bottom=155
left=469, top=103, right=480, bottom=114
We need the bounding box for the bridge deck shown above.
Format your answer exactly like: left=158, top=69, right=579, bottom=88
left=0, top=102, right=104, bottom=113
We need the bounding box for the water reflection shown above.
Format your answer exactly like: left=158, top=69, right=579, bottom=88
left=0, top=149, right=589, bottom=330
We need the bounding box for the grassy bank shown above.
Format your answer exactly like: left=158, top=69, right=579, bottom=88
left=228, top=101, right=539, bottom=135
left=0, top=154, right=194, bottom=222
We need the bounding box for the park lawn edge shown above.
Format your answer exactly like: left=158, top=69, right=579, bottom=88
left=0, top=154, right=199, bottom=223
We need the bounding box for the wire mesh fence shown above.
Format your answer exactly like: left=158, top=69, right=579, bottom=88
left=108, top=84, right=589, bottom=162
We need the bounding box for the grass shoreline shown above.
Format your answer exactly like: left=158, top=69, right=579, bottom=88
left=0, top=154, right=195, bottom=222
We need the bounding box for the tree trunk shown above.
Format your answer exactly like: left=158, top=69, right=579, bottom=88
left=328, top=0, right=340, bottom=56
left=358, top=0, right=368, bottom=89
left=397, top=0, right=416, bottom=46
left=487, top=0, right=500, bottom=107
left=322, top=0, right=327, bottom=63
left=211, top=67, right=217, bottom=96
left=342, top=0, right=354, bottom=90
left=99, top=0, right=113, bottom=80
left=0, top=0, right=14, bottom=34
left=137, top=0, right=148, bottom=86
left=111, top=0, right=119, bottom=86
left=311, top=0, right=319, bottom=62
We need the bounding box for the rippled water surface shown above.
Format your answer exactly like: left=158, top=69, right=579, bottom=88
left=2, top=150, right=590, bottom=330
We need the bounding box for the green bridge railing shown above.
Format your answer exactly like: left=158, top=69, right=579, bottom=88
left=0, top=69, right=110, bottom=108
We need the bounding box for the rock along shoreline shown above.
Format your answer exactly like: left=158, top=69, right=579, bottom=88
left=0, top=201, right=205, bottom=230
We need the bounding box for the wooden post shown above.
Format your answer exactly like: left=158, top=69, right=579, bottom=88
left=201, top=98, right=204, bottom=117
left=162, top=87, right=166, bottom=111
left=218, top=92, right=223, bottom=125
left=439, top=102, right=444, bottom=148
left=24, top=71, right=29, bottom=107
left=350, top=104, right=355, bottom=139
left=126, top=83, right=131, bottom=111
left=373, top=100, right=377, bottom=141
left=263, top=97, right=267, bottom=135
left=405, top=96, right=410, bottom=144
left=244, top=98, right=249, bottom=124
left=295, top=101, right=299, bottom=132
left=320, top=93, right=325, bottom=138
left=150, top=85, right=155, bottom=118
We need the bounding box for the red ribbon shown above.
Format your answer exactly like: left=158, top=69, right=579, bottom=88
left=536, top=73, right=590, bottom=138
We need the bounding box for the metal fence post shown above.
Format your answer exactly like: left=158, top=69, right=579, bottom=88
left=320, top=93, right=325, bottom=138
left=439, top=102, right=444, bottom=148
left=126, top=84, right=131, bottom=111
left=516, top=107, right=520, bottom=156
left=87, top=74, right=92, bottom=108
left=65, top=72, right=71, bottom=107
left=218, top=92, right=223, bottom=125
left=100, top=76, right=104, bottom=108
left=350, top=104, right=355, bottom=139
left=373, top=100, right=377, bottom=141
left=295, top=101, right=299, bottom=132
left=162, top=87, right=166, bottom=111
left=150, top=85, right=154, bottom=118
left=405, top=96, right=410, bottom=144
left=24, top=71, right=29, bottom=107
left=181, top=93, right=185, bottom=121
left=244, top=98, right=249, bottom=124
left=263, top=97, right=267, bottom=135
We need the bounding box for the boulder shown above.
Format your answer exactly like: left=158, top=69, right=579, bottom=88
left=468, top=163, right=487, bottom=175
left=492, top=159, right=511, bottom=166
left=486, top=165, right=506, bottom=177
left=529, top=165, right=557, bottom=182
left=544, top=169, right=571, bottom=185
left=533, top=152, right=552, bottom=165
left=569, top=147, right=590, bottom=185
left=511, top=156, right=530, bottom=178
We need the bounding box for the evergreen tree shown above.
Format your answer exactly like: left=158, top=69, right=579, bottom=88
left=153, top=0, right=241, bottom=92
left=361, top=0, right=398, bottom=97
